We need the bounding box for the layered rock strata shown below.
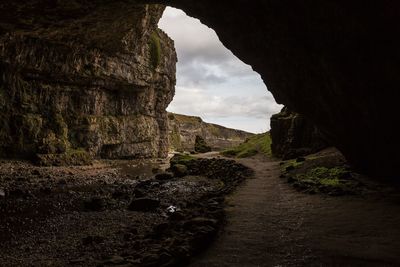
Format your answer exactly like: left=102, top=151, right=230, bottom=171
left=0, top=4, right=176, bottom=161
left=168, top=113, right=253, bottom=152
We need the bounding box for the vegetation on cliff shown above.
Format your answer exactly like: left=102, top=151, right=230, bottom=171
left=221, top=132, right=272, bottom=158
left=149, top=31, right=161, bottom=70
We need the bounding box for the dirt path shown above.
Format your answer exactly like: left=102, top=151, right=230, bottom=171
left=190, top=156, right=400, bottom=266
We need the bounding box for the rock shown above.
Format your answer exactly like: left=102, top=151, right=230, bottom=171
left=0, top=188, right=5, bottom=197
left=82, top=235, right=104, bottom=246
left=34, top=150, right=92, bottom=167
left=31, top=169, right=41, bottom=176
left=128, top=198, right=160, bottom=212
left=155, top=172, right=174, bottom=181
left=170, top=164, right=188, bottom=177
left=101, top=255, right=126, bottom=265
left=270, top=107, right=329, bottom=160
left=152, top=167, right=161, bottom=174
left=83, top=197, right=105, bottom=212
left=296, top=157, right=306, bottom=162
left=40, top=187, right=52, bottom=195
left=132, top=189, right=145, bottom=198
left=170, top=211, right=185, bottom=221
left=9, top=189, right=25, bottom=198
left=183, top=217, right=218, bottom=229
left=194, top=135, right=212, bottom=153
left=69, top=258, right=86, bottom=265
left=0, top=5, right=176, bottom=161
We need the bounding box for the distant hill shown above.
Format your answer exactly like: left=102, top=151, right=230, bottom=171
left=167, top=113, right=254, bottom=152
left=221, top=132, right=272, bottom=158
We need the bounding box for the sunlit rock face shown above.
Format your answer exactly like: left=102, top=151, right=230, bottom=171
left=1, top=1, right=400, bottom=176
left=152, top=0, right=400, bottom=177
left=0, top=3, right=176, bottom=160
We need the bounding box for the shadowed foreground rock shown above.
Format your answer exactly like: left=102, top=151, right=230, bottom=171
left=270, top=107, right=329, bottom=159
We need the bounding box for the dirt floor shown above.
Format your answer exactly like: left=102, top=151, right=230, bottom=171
left=2, top=151, right=400, bottom=266
left=190, top=151, right=400, bottom=266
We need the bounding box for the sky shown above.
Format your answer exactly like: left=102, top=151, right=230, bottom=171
left=158, top=7, right=283, bottom=134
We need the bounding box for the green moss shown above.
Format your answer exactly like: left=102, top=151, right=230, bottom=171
left=287, top=166, right=358, bottom=195
left=221, top=132, right=272, bottom=158
left=149, top=32, right=161, bottom=70
left=281, top=159, right=304, bottom=172
left=170, top=153, right=196, bottom=166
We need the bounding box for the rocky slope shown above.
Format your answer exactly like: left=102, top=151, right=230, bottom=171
left=270, top=107, right=329, bottom=159
left=167, top=113, right=253, bottom=152
left=0, top=4, right=176, bottom=162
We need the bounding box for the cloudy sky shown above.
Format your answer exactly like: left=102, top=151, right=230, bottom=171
left=158, top=7, right=282, bottom=133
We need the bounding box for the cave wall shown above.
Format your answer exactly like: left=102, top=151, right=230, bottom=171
left=0, top=4, right=176, bottom=160
left=149, top=0, right=400, bottom=177
left=270, top=107, right=329, bottom=160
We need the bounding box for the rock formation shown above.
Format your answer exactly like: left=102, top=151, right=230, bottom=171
left=168, top=113, right=253, bottom=152
left=270, top=107, right=329, bottom=159
left=0, top=4, right=176, bottom=162
left=149, top=0, right=400, bottom=177
left=1, top=1, right=400, bottom=176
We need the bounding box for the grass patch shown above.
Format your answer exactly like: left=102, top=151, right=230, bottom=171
left=286, top=166, right=361, bottom=195
left=170, top=153, right=197, bottom=166
left=221, top=132, right=272, bottom=158
left=149, top=32, right=161, bottom=70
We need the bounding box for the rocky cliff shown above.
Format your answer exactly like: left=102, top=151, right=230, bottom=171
left=0, top=4, right=176, bottom=162
left=167, top=113, right=253, bottom=152
left=270, top=107, right=329, bottom=160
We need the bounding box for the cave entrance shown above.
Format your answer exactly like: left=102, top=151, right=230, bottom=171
left=158, top=7, right=282, bottom=135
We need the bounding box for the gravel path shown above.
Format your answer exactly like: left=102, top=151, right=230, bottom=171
left=190, top=156, right=400, bottom=266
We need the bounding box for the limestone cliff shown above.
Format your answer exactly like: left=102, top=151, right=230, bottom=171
left=168, top=113, right=253, bottom=152
left=270, top=107, right=329, bottom=160
left=0, top=4, right=176, bottom=162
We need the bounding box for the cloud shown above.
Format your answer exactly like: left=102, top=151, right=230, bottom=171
left=167, top=87, right=282, bottom=132
left=159, top=7, right=255, bottom=89
left=159, top=7, right=283, bottom=133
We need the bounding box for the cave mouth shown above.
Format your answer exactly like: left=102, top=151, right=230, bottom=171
left=158, top=7, right=282, bottom=134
